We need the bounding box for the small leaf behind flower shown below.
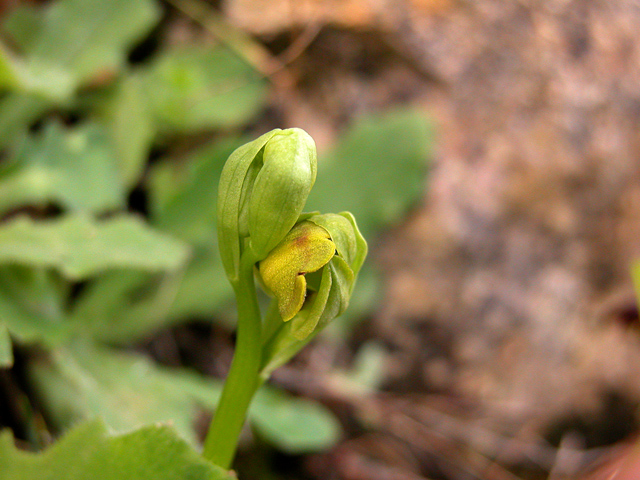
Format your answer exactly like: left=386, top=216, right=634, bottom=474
left=250, top=388, right=341, bottom=454
left=0, top=214, right=189, bottom=280
left=0, top=121, right=125, bottom=215
left=141, top=46, right=266, bottom=133
left=308, top=109, right=432, bottom=239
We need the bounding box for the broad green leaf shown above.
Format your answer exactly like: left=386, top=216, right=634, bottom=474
left=28, top=344, right=203, bottom=445
left=97, top=75, right=155, bottom=188
left=0, top=282, right=64, bottom=345
left=0, top=420, right=234, bottom=480
left=19, top=0, right=160, bottom=98
left=0, top=40, right=73, bottom=103
left=69, top=270, right=187, bottom=343
left=147, top=138, right=244, bottom=321
left=0, top=93, right=48, bottom=148
left=0, top=121, right=125, bottom=215
left=29, top=342, right=343, bottom=455
left=166, top=245, right=232, bottom=322
left=141, top=46, right=266, bottom=133
left=147, top=159, right=185, bottom=218
left=68, top=271, right=155, bottom=341
left=149, top=137, right=243, bottom=245
left=70, top=134, right=244, bottom=341
left=0, top=324, right=12, bottom=368
left=165, top=371, right=343, bottom=455
left=69, top=256, right=229, bottom=344
left=0, top=214, right=189, bottom=280
left=328, top=341, right=387, bottom=397
left=308, top=109, right=432, bottom=239
left=0, top=266, right=67, bottom=345
left=250, top=388, right=341, bottom=453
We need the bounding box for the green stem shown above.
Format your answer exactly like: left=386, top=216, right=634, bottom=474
left=203, top=252, right=262, bottom=468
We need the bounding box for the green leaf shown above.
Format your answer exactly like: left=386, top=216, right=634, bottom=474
left=98, top=75, right=155, bottom=188
left=0, top=93, right=48, bottom=148
left=68, top=270, right=186, bottom=343
left=65, top=139, right=245, bottom=342
left=308, top=109, right=432, bottom=239
left=0, top=121, right=125, bottom=215
left=0, top=214, right=189, bottom=280
left=29, top=343, right=343, bottom=455
left=0, top=39, right=73, bottom=103
left=146, top=138, right=246, bottom=321
left=0, top=420, right=235, bottom=480
left=141, top=46, right=266, bottom=133
left=149, top=137, right=243, bottom=244
left=250, top=388, right=341, bottom=454
left=161, top=371, right=342, bottom=455
left=69, top=257, right=229, bottom=344
left=330, top=341, right=387, bottom=396
left=16, top=0, right=160, bottom=99
left=28, top=343, right=204, bottom=446
left=0, top=267, right=67, bottom=345
left=166, top=245, right=232, bottom=321
left=0, top=324, right=12, bottom=368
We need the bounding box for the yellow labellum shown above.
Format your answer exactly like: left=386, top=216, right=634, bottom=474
left=259, top=221, right=336, bottom=321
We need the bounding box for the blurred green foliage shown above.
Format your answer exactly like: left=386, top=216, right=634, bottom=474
left=0, top=0, right=432, bottom=476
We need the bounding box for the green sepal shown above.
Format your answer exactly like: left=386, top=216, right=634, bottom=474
left=217, top=129, right=280, bottom=282
left=290, top=263, right=333, bottom=340
left=248, top=129, right=317, bottom=260
left=306, top=212, right=367, bottom=275
left=291, top=255, right=354, bottom=340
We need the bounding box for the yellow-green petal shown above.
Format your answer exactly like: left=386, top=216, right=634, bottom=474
left=259, top=221, right=335, bottom=321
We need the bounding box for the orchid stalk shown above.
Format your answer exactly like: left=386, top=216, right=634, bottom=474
left=202, top=129, right=367, bottom=469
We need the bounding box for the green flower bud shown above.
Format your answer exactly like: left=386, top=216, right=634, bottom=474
left=217, top=128, right=317, bottom=282
left=248, top=129, right=317, bottom=260
left=258, top=212, right=367, bottom=341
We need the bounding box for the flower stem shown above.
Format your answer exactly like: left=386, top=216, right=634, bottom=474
left=203, top=252, right=262, bottom=469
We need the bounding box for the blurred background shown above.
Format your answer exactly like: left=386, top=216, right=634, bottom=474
left=1, top=0, right=640, bottom=479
